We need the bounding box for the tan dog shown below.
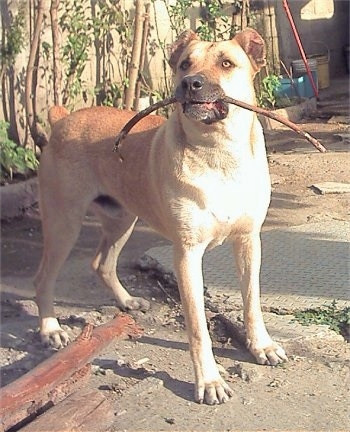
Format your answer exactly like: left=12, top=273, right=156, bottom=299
left=35, top=28, right=287, bottom=405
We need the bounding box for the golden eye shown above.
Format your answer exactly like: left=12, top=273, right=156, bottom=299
left=180, top=59, right=191, bottom=71
left=222, top=59, right=233, bottom=68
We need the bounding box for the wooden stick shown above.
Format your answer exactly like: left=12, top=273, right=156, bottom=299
left=113, top=95, right=326, bottom=159
left=113, top=96, right=177, bottom=160
left=0, top=314, right=142, bottom=432
left=222, top=96, right=326, bottom=153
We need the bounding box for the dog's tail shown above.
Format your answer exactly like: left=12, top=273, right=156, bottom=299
left=48, top=106, right=69, bottom=127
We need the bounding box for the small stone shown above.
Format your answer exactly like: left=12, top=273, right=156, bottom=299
left=18, top=300, right=38, bottom=316
left=229, top=362, right=262, bottom=382
left=124, top=376, right=163, bottom=398
left=116, top=358, right=126, bottom=367
left=92, top=365, right=106, bottom=375
left=327, top=115, right=350, bottom=124
left=268, top=378, right=284, bottom=388
left=135, top=357, right=150, bottom=366
left=311, top=182, right=350, bottom=195
left=137, top=255, right=162, bottom=271
left=165, top=417, right=175, bottom=425
left=270, top=174, right=285, bottom=185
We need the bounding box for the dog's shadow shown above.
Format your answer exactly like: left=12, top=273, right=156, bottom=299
left=99, top=364, right=194, bottom=402
left=95, top=334, right=254, bottom=401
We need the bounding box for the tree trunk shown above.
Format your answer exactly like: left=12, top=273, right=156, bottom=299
left=124, top=0, right=144, bottom=110
left=134, top=2, right=150, bottom=111
left=25, top=0, right=49, bottom=149
left=50, top=0, right=62, bottom=106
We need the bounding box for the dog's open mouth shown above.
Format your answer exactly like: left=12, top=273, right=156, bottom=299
left=182, top=99, right=229, bottom=124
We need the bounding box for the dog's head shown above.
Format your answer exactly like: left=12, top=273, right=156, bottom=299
left=169, top=28, right=266, bottom=124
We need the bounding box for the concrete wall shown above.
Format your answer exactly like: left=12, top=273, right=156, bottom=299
left=275, top=0, right=349, bottom=77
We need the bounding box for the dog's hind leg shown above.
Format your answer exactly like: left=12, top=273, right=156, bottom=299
left=91, top=205, right=150, bottom=312
left=233, top=232, right=288, bottom=365
left=35, top=201, right=87, bottom=349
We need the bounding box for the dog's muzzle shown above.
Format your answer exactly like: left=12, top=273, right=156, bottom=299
left=175, top=74, right=229, bottom=124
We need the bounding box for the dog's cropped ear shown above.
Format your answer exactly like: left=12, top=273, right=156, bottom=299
left=168, top=30, right=199, bottom=71
left=234, top=28, right=266, bottom=73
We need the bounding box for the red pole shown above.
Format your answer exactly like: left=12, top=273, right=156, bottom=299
left=282, top=0, right=319, bottom=98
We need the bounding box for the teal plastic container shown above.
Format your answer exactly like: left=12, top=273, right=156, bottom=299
left=276, top=71, right=318, bottom=99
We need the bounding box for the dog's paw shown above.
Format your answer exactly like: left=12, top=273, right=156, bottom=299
left=123, top=297, right=150, bottom=312
left=196, top=378, right=234, bottom=405
left=41, top=329, right=70, bottom=349
left=40, top=317, right=70, bottom=349
left=250, top=342, right=288, bottom=366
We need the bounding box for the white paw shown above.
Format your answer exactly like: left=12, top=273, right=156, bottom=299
left=249, top=341, right=288, bottom=366
left=196, top=377, right=234, bottom=405
left=41, top=329, right=70, bottom=349
left=40, top=317, right=70, bottom=349
left=123, top=296, right=150, bottom=312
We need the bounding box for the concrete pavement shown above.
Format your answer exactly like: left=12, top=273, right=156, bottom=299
left=146, top=220, right=349, bottom=342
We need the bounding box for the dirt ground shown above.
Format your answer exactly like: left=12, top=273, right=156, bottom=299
left=1, top=83, right=349, bottom=431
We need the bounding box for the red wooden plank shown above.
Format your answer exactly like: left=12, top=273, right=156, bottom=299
left=20, top=388, right=114, bottom=432
left=0, top=314, right=142, bottom=431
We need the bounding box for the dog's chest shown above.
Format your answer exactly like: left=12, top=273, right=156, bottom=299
left=190, top=167, right=268, bottom=223
left=168, top=155, right=270, bottom=246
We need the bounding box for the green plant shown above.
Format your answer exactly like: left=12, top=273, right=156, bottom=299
left=196, top=0, right=231, bottom=41
left=163, top=0, right=232, bottom=42
left=293, top=301, right=350, bottom=341
left=0, top=122, right=39, bottom=181
left=92, top=0, right=131, bottom=106
left=257, top=74, right=281, bottom=109
left=164, top=0, right=193, bottom=37
left=95, top=81, right=123, bottom=107
left=59, top=0, right=94, bottom=107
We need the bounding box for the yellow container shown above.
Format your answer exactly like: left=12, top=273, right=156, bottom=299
left=308, top=54, right=330, bottom=89
left=307, top=42, right=330, bottom=89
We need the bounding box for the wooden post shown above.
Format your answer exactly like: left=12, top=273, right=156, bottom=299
left=263, top=0, right=280, bottom=75
left=231, top=0, right=250, bottom=33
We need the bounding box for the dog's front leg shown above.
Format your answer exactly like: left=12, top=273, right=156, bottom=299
left=233, top=233, right=288, bottom=365
left=173, top=243, right=234, bottom=404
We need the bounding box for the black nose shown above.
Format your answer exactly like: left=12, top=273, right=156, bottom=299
left=181, top=74, right=204, bottom=92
